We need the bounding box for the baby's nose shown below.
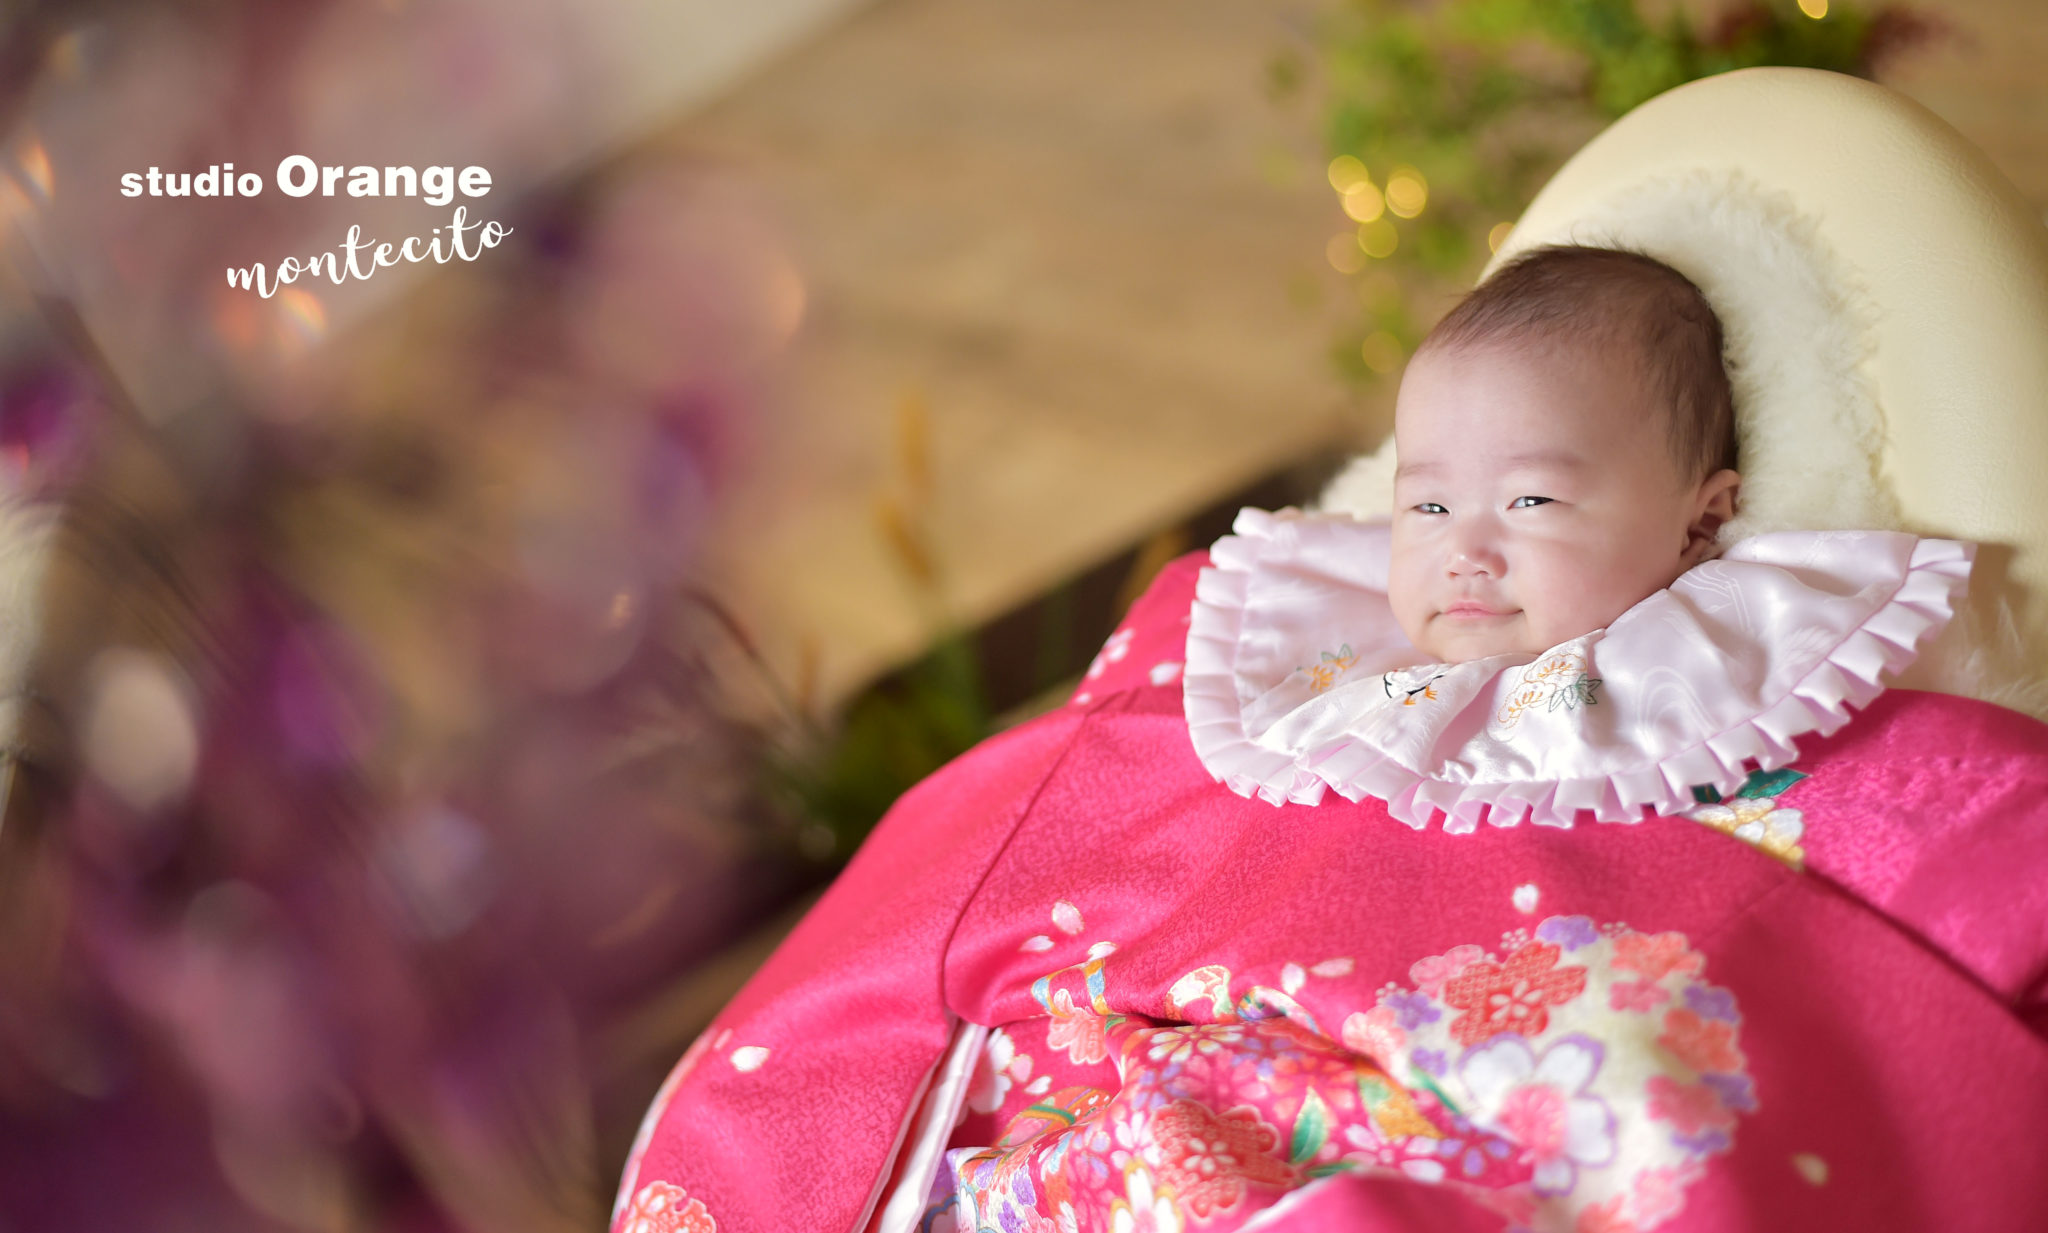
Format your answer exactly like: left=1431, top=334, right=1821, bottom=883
left=1448, top=533, right=1506, bottom=578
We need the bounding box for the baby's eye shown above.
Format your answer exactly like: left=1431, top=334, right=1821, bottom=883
left=1413, top=502, right=1448, bottom=515
left=1509, top=496, right=1554, bottom=509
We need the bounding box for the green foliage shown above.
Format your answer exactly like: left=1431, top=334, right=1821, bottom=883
left=763, top=632, right=990, bottom=858
left=1285, top=0, right=1931, bottom=382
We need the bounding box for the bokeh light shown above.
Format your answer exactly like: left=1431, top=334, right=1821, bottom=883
left=1341, top=180, right=1386, bottom=223
left=1358, top=218, right=1399, bottom=258
left=275, top=287, right=329, bottom=355
left=1384, top=166, right=1427, bottom=218
left=13, top=135, right=54, bottom=201
left=1359, top=330, right=1403, bottom=374
left=80, top=646, right=202, bottom=814
left=1325, top=154, right=1368, bottom=193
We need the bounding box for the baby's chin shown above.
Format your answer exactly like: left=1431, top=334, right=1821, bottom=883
left=1415, top=616, right=1556, bottom=666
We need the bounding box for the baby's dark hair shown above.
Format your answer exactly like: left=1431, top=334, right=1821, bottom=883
left=1421, top=245, right=1738, bottom=483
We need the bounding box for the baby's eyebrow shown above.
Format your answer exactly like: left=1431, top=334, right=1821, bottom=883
left=1395, top=451, right=1586, bottom=480
left=1501, top=450, right=1588, bottom=471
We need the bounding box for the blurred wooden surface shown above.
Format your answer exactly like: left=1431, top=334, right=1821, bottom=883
left=662, top=0, right=1363, bottom=714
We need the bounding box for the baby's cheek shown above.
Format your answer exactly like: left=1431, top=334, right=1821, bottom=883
left=1523, top=552, right=1636, bottom=643
left=1384, top=564, right=1430, bottom=647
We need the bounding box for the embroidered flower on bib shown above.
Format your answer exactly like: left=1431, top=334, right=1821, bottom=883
left=1381, top=665, right=1447, bottom=707
left=1303, top=643, right=1359, bottom=693
left=1495, top=651, right=1604, bottom=731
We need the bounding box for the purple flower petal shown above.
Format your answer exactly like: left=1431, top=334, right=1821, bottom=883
left=1535, top=915, right=1598, bottom=951
left=1387, top=990, right=1442, bottom=1029
left=1683, top=984, right=1740, bottom=1022
left=1674, top=1129, right=1732, bottom=1156
left=1701, top=1072, right=1757, bottom=1113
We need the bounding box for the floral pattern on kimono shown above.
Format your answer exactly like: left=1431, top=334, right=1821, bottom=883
left=936, top=916, right=1754, bottom=1233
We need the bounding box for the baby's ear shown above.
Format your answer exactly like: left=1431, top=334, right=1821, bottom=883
left=1682, top=469, right=1742, bottom=565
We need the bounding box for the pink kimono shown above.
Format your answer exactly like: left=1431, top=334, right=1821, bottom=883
left=613, top=513, right=2048, bottom=1233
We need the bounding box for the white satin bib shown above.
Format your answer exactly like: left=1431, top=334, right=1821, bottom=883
left=1182, top=508, right=1972, bottom=831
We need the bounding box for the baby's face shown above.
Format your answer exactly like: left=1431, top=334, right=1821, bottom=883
left=1388, top=339, right=1735, bottom=664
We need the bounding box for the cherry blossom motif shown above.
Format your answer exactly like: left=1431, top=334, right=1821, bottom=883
left=1630, top=1163, right=1703, bottom=1226
left=1011, top=1206, right=1064, bottom=1233
left=1608, top=979, right=1670, bottom=1014
left=1535, top=916, right=1599, bottom=951
left=1310, top=957, right=1354, bottom=978
left=1340, top=1005, right=1404, bottom=1068
left=1280, top=962, right=1307, bottom=994
left=969, top=1028, right=1035, bottom=1114
left=1459, top=1034, right=1617, bottom=1196
left=1108, top=1161, right=1186, bottom=1233
left=617, top=1181, right=717, bottom=1233
left=1574, top=1194, right=1637, bottom=1233
left=1657, top=1008, right=1745, bottom=1075
left=1148, top=661, right=1183, bottom=687
left=1086, top=629, right=1134, bottom=680
left=1409, top=944, right=1486, bottom=996
left=1683, top=984, right=1738, bottom=1022
left=1149, top=1101, right=1297, bottom=1218
left=1791, top=1153, right=1829, bottom=1186
left=1143, top=1023, right=1245, bottom=1066
left=1053, top=900, right=1085, bottom=935
left=1383, top=990, right=1441, bottom=1030
left=1442, top=941, right=1588, bottom=1045
left=1612, top=932, right=1703, bottom=984
left=1646, top=1076, right=1737, bottom=1137
left=1047, top=989, right=1110, bottom=1066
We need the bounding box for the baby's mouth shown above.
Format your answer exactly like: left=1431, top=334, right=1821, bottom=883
left=1440, top=601, right=1517, bottom=620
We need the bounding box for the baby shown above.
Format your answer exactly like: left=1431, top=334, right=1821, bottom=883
left=612, top=245, right=2041, bottom=1233
left=1388, top=245, right=1744, bottom=665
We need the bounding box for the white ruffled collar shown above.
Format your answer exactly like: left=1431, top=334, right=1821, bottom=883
left=1182, top=508, right=1971, bottom=830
